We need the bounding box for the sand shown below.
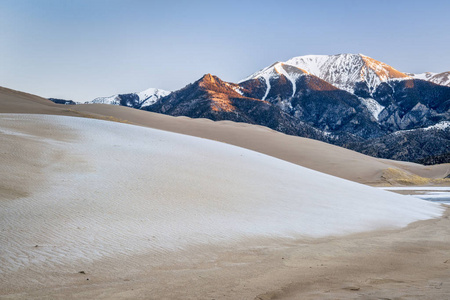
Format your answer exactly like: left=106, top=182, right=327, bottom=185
left=1, top=87, right=450, bottom=299
left=2, top=209, right=450, bottom=299
left=1, top=86, right=449, bottom=186
left=0, top=114, right=449, bottom=299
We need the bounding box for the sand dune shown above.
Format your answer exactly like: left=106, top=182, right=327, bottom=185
left=1, top=86, right=449, bottom=186
left=1, top=114, right=441, bottom=268
left=1, top=85, right=450, bottom=299
left=0, top=114, right=448, bottom=299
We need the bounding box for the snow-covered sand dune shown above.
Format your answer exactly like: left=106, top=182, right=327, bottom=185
left=0, top=114, right=443, bottom=274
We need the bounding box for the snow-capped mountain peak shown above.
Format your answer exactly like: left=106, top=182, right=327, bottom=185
left=136, top=88, right=171, bottom=105
left=90, top=94, right=121, bottom=105
left=284, top=53, right=410, bottom=93
left=137, top=88, right=170, bottom=100
left=240, top=62, right=308, bottom=100
left=88, top=88, right=170, bottom=108
left=240, top=53, right=413, bottom=95
left=242, top=53, right=449, bottom=95
left=240, top=62, right=308, bottom=82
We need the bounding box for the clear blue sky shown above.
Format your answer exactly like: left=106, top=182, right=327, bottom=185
left=1, top=0, right=449, bottom=102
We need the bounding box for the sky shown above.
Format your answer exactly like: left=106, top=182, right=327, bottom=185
left=1, top=0, right=450, bottom=102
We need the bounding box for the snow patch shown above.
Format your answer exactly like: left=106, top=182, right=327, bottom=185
left=137, top=88, right=170, bottom=106
left=410, top=72, right=437, bottom=80
left=359, top=97, right=385, bottom=120
left=89, top=94, right=121, bottom=105
left=240, top=62, right=306, bottom=99
left=232, top=86, right=243, bottom=96
left=423, top=121, right=450, bottom=131
left=274, top=63, right=300, bottom=97
left=390, top=121, right=450, bottom=136
left=88, top=88, right=170, bottom=106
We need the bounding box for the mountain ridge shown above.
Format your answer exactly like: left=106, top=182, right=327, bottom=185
left=88, top=87, right=170, bottom=109
left=71, top=53, right=450, bottom=163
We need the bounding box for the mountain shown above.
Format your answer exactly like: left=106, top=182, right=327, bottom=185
left=89, top=88, right=170, bottom=109
left=146, top=74, right=326, bottom=140
left=373, top=79, right=450, bottom=131
left=238, top=62, right=383, bottom=140
left=271, top=53, right=410, bottom=96
left=232, top=54, right=450, bottom=162
left=350, top=121, right=450, bottom=162
left=86, top=53, right=449, bottom=164
left=409, top=71, right=450, bottom=87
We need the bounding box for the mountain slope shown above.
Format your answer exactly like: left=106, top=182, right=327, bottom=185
left=89, top=88, right=170, bottom=109
left=24, top=52, right=450, bottom=164
left=234, top=54, right=449, bottom=162
left=351, top=121, right=450, bottom=162
left=239, top=67, right=383, bottom=141
left=243, top=54, right=411, bottom=95
left=239, top=62, right=308, bottom=100
left=410, top=71, right=450, bottom=87
left=147, top=74, right=326, bottom=140
left=374, top=79, right=450, bottom=131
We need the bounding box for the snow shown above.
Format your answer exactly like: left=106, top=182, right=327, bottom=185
left=428, top=72, right=450, bottom=87
left=243, top=54, right=411, bottom=94
left=232, top=86, right=243, bottom=95
left=90, top=94, right=121, bottom=105
left=0, top=114, right=443, bottom=273
left=239, top=63, right=279, bottom=100
left=406, top=72, right=450, bottom=87
left=380, top=187, right=450, bottom=205
left=274, top=63, right=301, bottom=97
left=285, top=53, right=363, bottom=93
left=88, top=88, right=170, bottom=106
left=389, top=121, right=450, bottom=136
left=260, top=72, right=272, bottom=101
left=359, top=97, right=385, bottom=120
left=137, top=88, right=170, bottom=106
left=239, top=63, right=277, bottom=83
left=137, top=87, right=170, bottom=100
left=423, top=121, right=450, bottom=131
left=240, top=62, right=305, bottom=99
left=411, top=72, right=437, bottom=80
left=285, top=54, right=330, bottom=77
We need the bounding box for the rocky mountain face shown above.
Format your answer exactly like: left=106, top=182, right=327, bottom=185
left=238, top=62, right=383, bottom=141
left=349, top=122, right=450, bottom=162
left=146, top=74, right=326, bottom=141
left=234, top=54, right=449, bottom=163
left=88, top=54, right=450, bottom=164
left=281, top=53, right=410, bottom=95
left=373, top=79, right=450, bottom=131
